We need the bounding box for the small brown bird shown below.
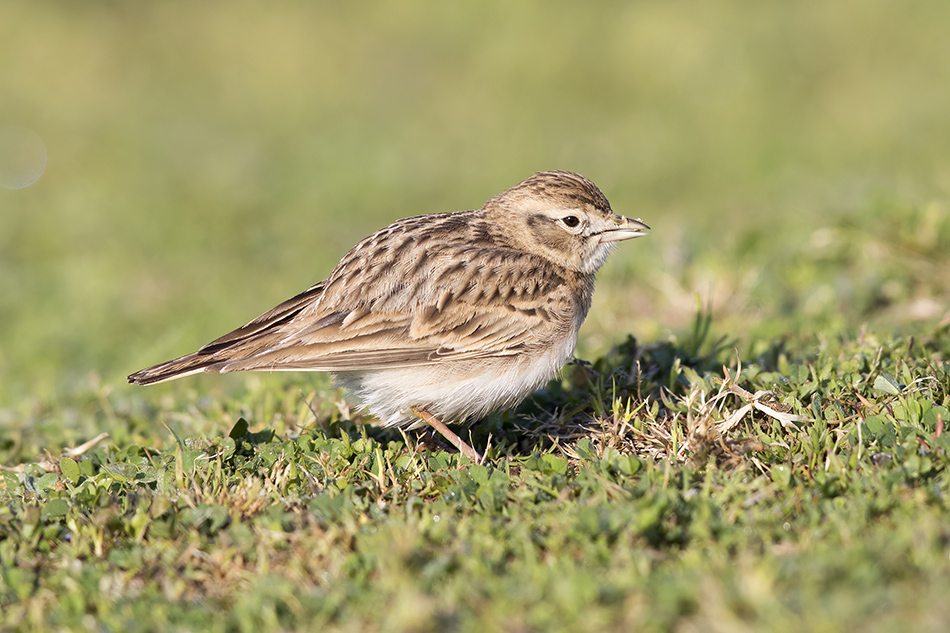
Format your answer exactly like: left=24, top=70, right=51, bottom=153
left=129, top=171, right=649, bottom=460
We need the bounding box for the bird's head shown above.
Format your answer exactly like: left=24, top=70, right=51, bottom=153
left=484, top=170, right=650, bottom=274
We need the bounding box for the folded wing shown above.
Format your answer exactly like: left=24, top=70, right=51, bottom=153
left=127, top=235, right=571, bottom=385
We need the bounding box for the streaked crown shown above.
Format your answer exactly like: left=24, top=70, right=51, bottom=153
left=483, top=170, right=648, bottom=274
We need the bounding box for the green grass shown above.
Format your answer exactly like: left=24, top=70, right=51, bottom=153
left=3, top=320, right=950, bottom=631
left=3, top=2, right=950, bottom=631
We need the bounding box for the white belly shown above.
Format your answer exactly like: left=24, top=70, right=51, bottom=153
left=334, top=337, right=577, bottom=428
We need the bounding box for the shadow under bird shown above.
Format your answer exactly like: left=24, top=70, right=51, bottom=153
left=128, top=170, right=650, bottom=460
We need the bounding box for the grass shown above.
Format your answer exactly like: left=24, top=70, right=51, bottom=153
left=3, top=2, right=950, bottom=631
left=3, top=314, right=950, bottom=631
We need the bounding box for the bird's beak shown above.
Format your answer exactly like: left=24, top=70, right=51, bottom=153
left=599, top=215, right=650, bottom=242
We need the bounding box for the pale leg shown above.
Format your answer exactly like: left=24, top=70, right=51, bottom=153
left=410, top=406, right=482, bottom=462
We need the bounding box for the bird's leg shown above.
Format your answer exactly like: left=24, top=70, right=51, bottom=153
left=410, top=406, right=482, bottom=463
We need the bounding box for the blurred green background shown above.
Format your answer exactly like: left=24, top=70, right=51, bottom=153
left=3, top=0, right=950, bottom=409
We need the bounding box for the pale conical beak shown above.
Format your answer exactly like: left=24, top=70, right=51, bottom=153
left=599, top=215, right=650, bottom=242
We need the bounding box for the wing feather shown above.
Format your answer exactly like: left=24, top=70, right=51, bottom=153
left=128, top=216, right=582, bottom=385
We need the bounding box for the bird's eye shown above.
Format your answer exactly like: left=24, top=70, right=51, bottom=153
left=561, top=215, right=580, bottom=228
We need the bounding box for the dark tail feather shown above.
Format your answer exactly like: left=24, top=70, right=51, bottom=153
left=127, top=352, right=221, bottom=385
left=129, top=281, right=328, bottom=386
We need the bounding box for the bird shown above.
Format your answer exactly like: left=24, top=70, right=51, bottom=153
left=128, top=170, right=650, bottom=461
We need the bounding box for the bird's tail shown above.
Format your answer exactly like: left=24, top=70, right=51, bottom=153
left=127, top=352, right=220, bottom=385
left=128, top=280, right=328, bottom=386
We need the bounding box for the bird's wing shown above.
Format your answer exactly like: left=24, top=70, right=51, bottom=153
left=198, top=281, right=327, bottom=353
left=128, top=219, right=581, bottom=384
left=215, top=274, right=570, bottom=372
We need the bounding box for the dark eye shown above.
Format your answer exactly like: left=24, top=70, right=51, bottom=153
left=562, top=215, right=580, bottom=228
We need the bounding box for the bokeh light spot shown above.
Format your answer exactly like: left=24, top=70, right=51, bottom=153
left=0, top=125, right=47, bottom=189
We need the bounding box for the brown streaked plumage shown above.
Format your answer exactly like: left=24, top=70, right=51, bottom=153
left=128, top=170, right=650, bottom=460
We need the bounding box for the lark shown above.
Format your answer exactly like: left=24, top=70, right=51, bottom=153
left=128, top=171, right=650, bottom=460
